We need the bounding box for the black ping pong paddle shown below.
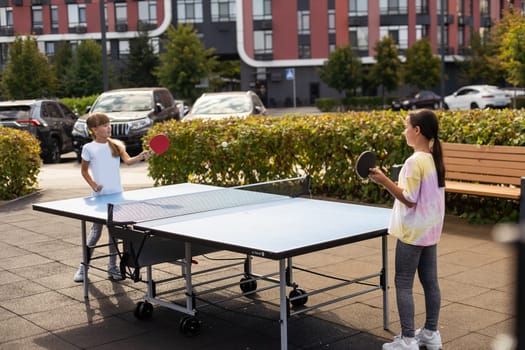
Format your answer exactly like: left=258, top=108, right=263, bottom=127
left=149, top=133, right=170, bottom=155
left=356, top=151, right=377, bottom=179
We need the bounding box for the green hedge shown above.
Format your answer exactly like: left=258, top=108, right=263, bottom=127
left=59, top=95, right=98, bottom=115
left=0, top=127, right=41, bottom=200
left=145, top=109, right=525, bottom=223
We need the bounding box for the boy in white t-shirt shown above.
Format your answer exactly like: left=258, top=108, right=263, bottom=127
left=74, top=113, right=151, bottom=282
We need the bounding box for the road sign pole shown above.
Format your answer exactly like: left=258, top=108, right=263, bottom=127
left=293, top=76, right=296, bottom=108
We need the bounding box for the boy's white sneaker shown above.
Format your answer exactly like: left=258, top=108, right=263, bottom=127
left=382, top=335, right=418, bottom=350
left=415, top=328, right=442, bottom=350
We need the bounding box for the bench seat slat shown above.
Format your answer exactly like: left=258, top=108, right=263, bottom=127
left=443, top=143, right=525, bottom=155
left=445, top=180, right=520, bottom=200
left=445, top=172, right=521, bottom=186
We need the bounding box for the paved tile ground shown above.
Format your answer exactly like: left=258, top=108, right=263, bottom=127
left=0, top=159, right=519, bottom=349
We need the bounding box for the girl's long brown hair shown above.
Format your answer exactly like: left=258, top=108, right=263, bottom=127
left=408, top=109, right=446, bottom=188
left=86, top=113, right=122, bottom=158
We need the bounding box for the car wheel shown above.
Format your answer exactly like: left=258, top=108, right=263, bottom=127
left=470, top=102, right=479, bottom=109
left=43, top=138, right=61, bottom=164
left=443, top=103, right=449, bottom=110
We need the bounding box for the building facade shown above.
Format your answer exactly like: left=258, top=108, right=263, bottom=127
left=0, top=0, right=523, bottom=106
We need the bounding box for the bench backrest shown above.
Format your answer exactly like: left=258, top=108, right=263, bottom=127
left=442, top=142, right=525, bottom=186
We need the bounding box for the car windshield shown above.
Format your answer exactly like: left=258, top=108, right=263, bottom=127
left=0, top=106, right=31, bottom=121
left=192, top=95, right=251, bottom=115
left=91, top=92, right=153, bottom=113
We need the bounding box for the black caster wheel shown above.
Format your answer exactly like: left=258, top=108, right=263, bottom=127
left=179, top=316, right=201, bottom=337
left=289, top=288, right=308, bottom=307
left=134, top=301, right=153, bottom=320
left=240, top=276, right=257, bottom=293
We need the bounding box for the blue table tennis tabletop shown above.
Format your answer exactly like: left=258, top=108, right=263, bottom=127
left=33, top=182, right=391, bottom=260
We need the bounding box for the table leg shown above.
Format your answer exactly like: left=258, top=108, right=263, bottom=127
left=184, top=242, right=194, bottom=312
left=382, top=234, right=389, bottom=329
left=81, top=220, right=89, bottom=299
left=279, top=259, right=288, bottom=350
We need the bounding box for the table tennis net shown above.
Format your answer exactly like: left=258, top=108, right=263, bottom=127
left=108, top=175, right=310, bottom=224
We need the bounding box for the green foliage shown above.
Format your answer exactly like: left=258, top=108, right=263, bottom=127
left=59, top=95, right=98, bottom=115
left=497, top=18, right=525, bottom=87
left=315, top=98, right=340, bottom=112
left=458, top=32, right=503, bottom=85
left=145, top=109, right=524, bottom=224
left=63, top=39, right=104, bottom=97
left=0, top=127, right=41, bottom=200
left=1, top=35, right=57, bottom=99
left=209, top=60, right=241, bottom=92
left=317, top=45, right=363, bottom=96
left=122, top=28, right=159, bottom=88
left=155, top=24, right=218, bottom=101
left=403, top=38, right=440, bottom=90
left=369, top=36, right=402, bottom=94
left=52, top=41, right=74, bottom=98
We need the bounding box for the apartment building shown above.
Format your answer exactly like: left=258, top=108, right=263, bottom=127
left=0, top=0, right=522, bottom=106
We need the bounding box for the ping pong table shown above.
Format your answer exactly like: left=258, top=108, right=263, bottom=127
left=33, top=176, right=392, bottom=349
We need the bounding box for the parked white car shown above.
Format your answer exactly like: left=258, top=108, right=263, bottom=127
left=443, top=85, right=511, bottom=110
left=184, top=91, right=267, bottom=121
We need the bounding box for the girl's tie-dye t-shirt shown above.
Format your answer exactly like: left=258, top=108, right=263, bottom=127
left=388, top=151, right=445, bottom=246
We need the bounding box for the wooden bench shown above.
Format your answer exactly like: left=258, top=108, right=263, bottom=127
left=442, top=142, right=525, bottom=222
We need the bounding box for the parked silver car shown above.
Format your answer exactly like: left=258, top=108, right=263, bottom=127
left=184, top=91, right=267, bottom=121
left=443, top=85, right=511, bottom=110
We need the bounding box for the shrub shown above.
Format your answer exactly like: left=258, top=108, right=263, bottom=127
left=59, top=95, right=98, bottom=115
left=145, top=109, right=524, bottom=223
left=0, top=127, right=41, bottom=200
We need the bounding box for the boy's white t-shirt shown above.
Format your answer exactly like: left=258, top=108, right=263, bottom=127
left=82, top=141, right=122, bottom=196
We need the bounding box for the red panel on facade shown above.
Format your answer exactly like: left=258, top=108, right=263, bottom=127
left=272, top=0, right=298, bottom=59
left=310, top=0, right=328, bottom=58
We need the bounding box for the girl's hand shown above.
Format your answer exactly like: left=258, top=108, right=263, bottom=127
left=140, top=150, right=152, bottom=161
left=93, top=184, right=103, bottom=192
left=368, top=167, right=386, bottom=185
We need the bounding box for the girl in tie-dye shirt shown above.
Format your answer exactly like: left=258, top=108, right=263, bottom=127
left=369, top=109, right=445, bottom=350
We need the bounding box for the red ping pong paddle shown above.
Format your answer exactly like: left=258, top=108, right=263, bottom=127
left=149, top=134, right=170, bottom=155
left=356, top=151, right=377, bottom=179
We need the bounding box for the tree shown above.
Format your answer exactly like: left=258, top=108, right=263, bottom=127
left=155, top=24, right=218, bottom=101
left=1, top=35, right=56, bottom=99
left=317, top=45, right=363, bottom=97
left=122, top=27, right=159, bottom=87
left=403, top=38, right=440, bottom=91
left=368, top=36, right=402, bottom=100
left=458, top=32, right=502, bottom=85
left=52, top=41, right=73, bottom=98
left=495, top=7, right=525, bottom=87
left=63, top=39, right=104, bottom=97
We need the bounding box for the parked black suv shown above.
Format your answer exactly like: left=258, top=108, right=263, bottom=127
left=0, top=99, right=78, bottom=163
left=72, top=87, right=180, bottom=158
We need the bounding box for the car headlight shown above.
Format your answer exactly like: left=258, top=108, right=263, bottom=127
left=72, top=120, right=89, bottom=137
left=129, top=117, right=153, bottom=131
left=402, top=100, right=410, bottom=106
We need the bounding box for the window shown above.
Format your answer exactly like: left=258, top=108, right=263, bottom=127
left=138, top=0, right=157, bottom=24
left=380, top=0, right=407, bottom=15
left=298, top=44, right=310, bottom=59
left=119, top=40, right=129, bottom=57
left=32, top=6, right=43, bottom=27
left=349, top=0, right=367, bottom=16
left=177, top=0, right=203, bottom=23
left=50, top=6, right=58, bottom=30
left=349, top=27, right=368, bottom=51
left=415, top=0, right=428, bottom=14
left=0, top=7, right=13, bottom=29
left=68, top=4, right=86, bottom=27
left=211, top=0, right=235, bottom=22
left=254, top=30, right=272, bottom=54
left=45, top=42, right=55, bottom=56
left=415, top=24, right=427, bottom=40
left=115, top=3, right=127, bottom=25
left=328, top=9, right=335, bottom=34
left=480, top=0, right=490, bottom=17
left=253, top=0, right=271, bottom=20
left=297, top=10, right=309, bottom=35
left=380, top=25, right=408, bottom=49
